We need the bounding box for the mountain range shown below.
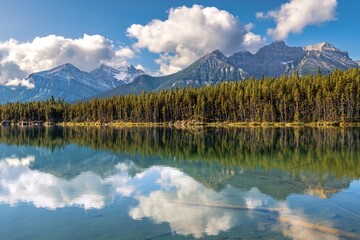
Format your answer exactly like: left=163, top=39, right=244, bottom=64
left=0, top=64, right=144, bottom=103
left=0, top=41, right=358, bottom=104
left=93, top=41, right=359, bottom=99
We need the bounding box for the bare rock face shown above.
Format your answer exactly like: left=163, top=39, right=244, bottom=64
left=229, top=41, right=305, bottom=78
left=298, top=42, right=358, bottom=75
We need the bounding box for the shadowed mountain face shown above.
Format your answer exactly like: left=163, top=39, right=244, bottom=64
left=229, top=41, right=305, bottom=78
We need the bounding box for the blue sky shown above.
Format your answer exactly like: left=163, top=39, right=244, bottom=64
left=0, top=0, right=359, bottom=78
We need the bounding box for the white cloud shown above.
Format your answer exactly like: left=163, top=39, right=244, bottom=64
left=127, top=5, right=266, bottom=75
left=257, top=0, right=337, bottom=40
left=4, top=78, right=35, bottom=89
left=115, top=47, right=135, bottom=59
left=0, top=34, right=135, bottom=86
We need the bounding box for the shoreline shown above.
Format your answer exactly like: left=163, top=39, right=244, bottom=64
left=3, top=120, right=360, bottom=128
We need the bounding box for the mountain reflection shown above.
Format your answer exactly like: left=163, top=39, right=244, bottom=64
left=0, top=126, right=359, bottom=238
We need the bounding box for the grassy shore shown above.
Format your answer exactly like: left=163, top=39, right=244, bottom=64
left=43, top=120, right=360, bottom=128
left=4, top=119, right=360, bottom=128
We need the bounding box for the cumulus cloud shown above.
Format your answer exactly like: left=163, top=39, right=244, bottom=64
left=0, top=34, right=135, bottom=87
left=4, top=78, right=35, bottom=89
left=257, top=0, right=337, bottom=40
left=115, top=47, right=135, bottom=59
left=127, top=5, right=266, bottom=75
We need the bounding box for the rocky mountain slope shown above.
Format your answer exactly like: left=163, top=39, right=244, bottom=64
left=298, top=42, right=358, bottom=75
left=93, top=50, right=248, bottom=98
left=229, top=41, right=358, bottom=78
left=229, top=41, right=304, bottom=78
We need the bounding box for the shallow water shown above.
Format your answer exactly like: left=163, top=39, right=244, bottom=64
left=0, top=127, right=359, bottom=239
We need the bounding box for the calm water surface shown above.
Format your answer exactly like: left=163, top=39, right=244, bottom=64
left=0, top=127, right=359, bottom=239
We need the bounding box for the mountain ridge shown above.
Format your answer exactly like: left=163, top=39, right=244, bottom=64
left=0, top=63, right=144, bottom=103
left=91, top=49, right=249, bottom=99
left=94, top=41, right=357, bottom=99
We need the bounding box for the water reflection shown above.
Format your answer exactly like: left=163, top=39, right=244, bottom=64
left=129, top=166, right=278, bottom=238
left=1, top=126, right=360, bottom=179
left=0, top=153, right=122, bottom=209
left=0, top=126, right=359, bottom=239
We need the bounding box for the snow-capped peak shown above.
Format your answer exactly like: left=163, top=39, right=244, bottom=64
left=47, top=63, right=80, bottom=74
left=90, top=64, right=144, bottom=85
left=304, top=42, right=340, bottom=52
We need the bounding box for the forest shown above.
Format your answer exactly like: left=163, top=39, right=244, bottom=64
left=0, top=68, right=359, bottom=123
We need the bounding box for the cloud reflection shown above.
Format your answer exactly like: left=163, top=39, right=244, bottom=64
left=0, top=154, right=353, bottom=239
left=278, top=203, right=340, bottom=240
left=129, top=166, right=274, bottom=238
left=0, top=156, right=135, bottom=209
left=0, top=155, right=275, bottom=238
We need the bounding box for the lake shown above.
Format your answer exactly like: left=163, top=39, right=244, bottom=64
left=0, top=126, right=359, bottom=239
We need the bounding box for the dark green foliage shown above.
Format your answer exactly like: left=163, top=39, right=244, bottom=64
left=0, top=68, right=360, bottom=123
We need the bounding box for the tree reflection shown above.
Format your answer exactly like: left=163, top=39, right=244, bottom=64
left=0, top=126, right=359, bottom=179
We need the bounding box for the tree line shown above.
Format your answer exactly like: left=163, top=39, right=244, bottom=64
left=0, top=68, right=360, bottom=123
